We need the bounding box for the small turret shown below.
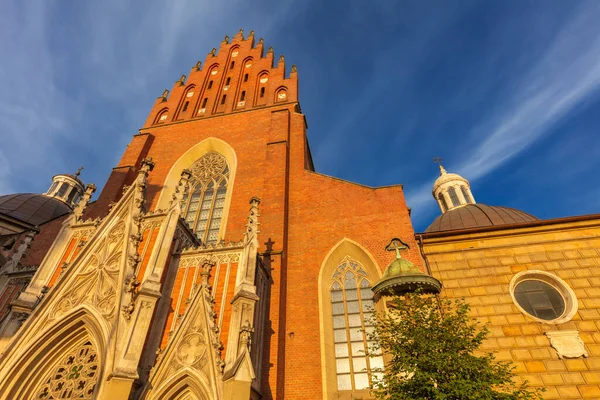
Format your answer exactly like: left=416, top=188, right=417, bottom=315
left=432, top=158, right=475, bottom=213
left=45, top=166, right=85, bottom=208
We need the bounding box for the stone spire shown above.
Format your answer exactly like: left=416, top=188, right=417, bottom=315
left=431, top=158, right=475, bottom=213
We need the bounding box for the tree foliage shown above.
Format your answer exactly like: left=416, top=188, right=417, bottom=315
left=367, top=292, right=544, bottom=400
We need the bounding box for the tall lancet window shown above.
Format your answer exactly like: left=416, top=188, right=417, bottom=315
left=182, top=152, right=229, bottom=244
left=330, top=256, right=383, bottom=391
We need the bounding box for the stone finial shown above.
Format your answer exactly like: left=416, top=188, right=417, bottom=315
left=210, top=48, right=216, bottom=56
left=249, top=30, right=255, bottom=37
left=160, top=89, right=169, bottom=100
left=291, top=64, right=297, bottom=73
left=279, top=54, right=285, bottom=63
left=140, top=158, right=155, bottom=174
left=267, top=46, right=273, bottom=53
left=177, top=74, right=186, bottom=85
left=73, top=183, right=97, bottom=221
left=195, top=61, right=202, bottom=71
left=244, top=197, right=261, bottom=244
left=223, top=35, right=229, bottom=44
left=171, top=169, right=191, bottom=209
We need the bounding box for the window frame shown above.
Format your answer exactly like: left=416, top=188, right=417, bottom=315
left=328, top=256, right=383, bottom=393
left=509, top=270, right=578, bottom=324
left=181, top=152, right=230, bottom=245
left=447, top=186, right=460, bottom=207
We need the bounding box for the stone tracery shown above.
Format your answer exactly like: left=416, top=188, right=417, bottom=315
left=182, top=152, right=230, bottom=244
left=35, top=341, right=99, bottom=399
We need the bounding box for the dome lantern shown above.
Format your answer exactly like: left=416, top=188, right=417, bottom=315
left=45, top=166, right=85, bottom=208
left=372, top=238, right=442, bottom=302
left=432, top=158, right=475, bottom=213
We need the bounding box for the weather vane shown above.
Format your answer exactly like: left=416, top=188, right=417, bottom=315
left=75, top=166, right=84, bottom=177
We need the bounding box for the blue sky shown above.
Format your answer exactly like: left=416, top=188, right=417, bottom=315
left=1, top=1, right=600, bottom=231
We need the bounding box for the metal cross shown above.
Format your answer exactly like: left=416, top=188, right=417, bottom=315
left=385, top=238, right=409, bottom=260
left=433, top=157, right=443, bottom=167
left=75, top=166, right=84, bottom=177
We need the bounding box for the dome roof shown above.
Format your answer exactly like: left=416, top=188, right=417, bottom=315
left=433, top=172, right=468, bottom=193
left=0, top=193, right=71, bottom=226
left=425, top=204, right=538, bottom=233
left=373, top=257, right=442, bottom=299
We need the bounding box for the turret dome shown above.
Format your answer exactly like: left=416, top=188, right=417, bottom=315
left=425, top=161, right=537, bottom=233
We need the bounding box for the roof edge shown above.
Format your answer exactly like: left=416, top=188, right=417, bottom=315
left=418, top=213, right=600, bottom=238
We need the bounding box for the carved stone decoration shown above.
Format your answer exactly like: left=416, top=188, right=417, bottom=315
left=188, top=152, right=227, bottom=181
left=35, top=341, right=99, bottom=399
left=3, top=229, right=38, bottom=272
left=10, top=311, right=29, bottom=327
left=73, top=184, right=97, bottom=222
left=145, top=282, right=225, bottom=398
left=239, top=320, right=253, bottom=350
left=545, top=330, right=588, bottom=359
left=176, top=331, right=207, bottom=367
left=52, top=221, right=124, bottom=320
left=121, top=301, right=136, bottom=321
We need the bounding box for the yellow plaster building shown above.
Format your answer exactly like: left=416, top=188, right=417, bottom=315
left=419, top=165, right=600, bottom=399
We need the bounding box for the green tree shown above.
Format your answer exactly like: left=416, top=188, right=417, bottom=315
left=367, top=292, right=544, bottom=400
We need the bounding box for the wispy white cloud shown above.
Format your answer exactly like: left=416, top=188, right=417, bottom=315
left=0, top=0, right=303, bottom=195
left=406, top=2, right=600, bottom=224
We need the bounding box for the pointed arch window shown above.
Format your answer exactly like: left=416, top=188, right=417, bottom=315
left=330, top=256, right=383, bottom=391
left=448, top=186, right=460, bottom=207
left=182, top=152, right=229, bottom=244
left=36, top=340, right=99, bottom=399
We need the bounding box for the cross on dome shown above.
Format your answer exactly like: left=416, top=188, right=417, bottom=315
left=433, top=156, right=447, bottom=175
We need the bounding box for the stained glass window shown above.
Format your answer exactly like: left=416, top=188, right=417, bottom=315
left=182, top=152, right=229, bottom=245
left=330, top=257, right=383, bottom=391
left=36, top=341, right=99, bottom=399
left=448, top=187, right=460, bottom=207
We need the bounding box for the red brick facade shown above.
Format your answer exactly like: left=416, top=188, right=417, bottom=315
left=20, top=31, right=421, bottom=399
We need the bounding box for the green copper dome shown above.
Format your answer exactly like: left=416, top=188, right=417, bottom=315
left=372, top=238, right=442, bottom=300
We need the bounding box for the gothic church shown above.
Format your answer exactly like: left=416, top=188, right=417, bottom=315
left=0, top=30, right=599, bottom=399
